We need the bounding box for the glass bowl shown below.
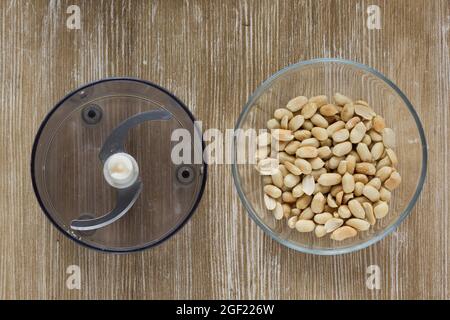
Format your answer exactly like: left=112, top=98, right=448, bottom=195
left=232, top=58, right=427, bottom=255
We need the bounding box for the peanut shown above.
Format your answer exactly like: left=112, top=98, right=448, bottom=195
left=336, top=191, right=344, bottom=205
left=327, top=156, right=344, bottom=170
left=382, top=128, right=396, bottom=148
left=294, top=129, right=311, bottom=141
left=368, top=129, right=383, bottom=142
left=301, top=102, right=318, bottom=119
left=384, top=171, right=401, bottom=190
left=286, top=96, right=308, bottom=112
left=302, top=175, right=315, bottom=196
left=362, top=202, right=376, bottom=225
left=327, top=193, right=338, bottom=208
left=348, top=199, right=365, bottom=219
left=284, top=141, right=301, bottom=155
left=295, top=219, right=315, bottom=232
left=309, top=157, right=325, bottom=170
left=371, top=142, right=384, bottom=160
left=354, top=104, right=376, bottom=120
left=362, top=185, right=380, bottom=202
left=324, top=218, right=344, bottom=233
left=311, top=192, right=326, bottom=213
left=372, top=115, right=386, bottom=132
left=334, top=93, right=352, bottom=106
left=299, top=207, right=314, bottom=220
left=295, top=158, right=312, bottom=174
left=354, top=173, right=369, bottom=184
left=327, top=120, right=346, bottom=136
left=303, top=120, right=314, bottom=130
left=292, top=184, right=305, bottom=198
left=342, top=193, right=354, bottom=204
left=354, top=181, right=364, bottom=196
left=280, top=115, right=289, bottom=129
left=284, top=174, right=300, bottom=188
left=341, top=103, right=355, bottom=121
left=342, top=172, right=355, bottom=193
left=332, top=128, right=350, bottom=143
left=362, top=133, right=372, bottom=145
left=296, top=146, right=319, bottom=158
left=311, top=127, right=329, bottom=141
left=320, top=104, right=339, bottom=117
left=355, top=162, right=376, bottom=175
left=274, top=108, right=293, bottom=120
left=330, top=226, right=357, bottom=241
left=272, top=129, right=294, bottom=141
left=267, top=118, right=280, bottom=129
left=315, top=225, right=327, bottom=238
left=317, top=146, right=332, bottom=159
left=374, top=201, right=389, bottom=219
left=311, top=114, right=329, bottom=128
left=300, top=137, right=320, bottom=148
left=368, top=177, right=381, bottom=190
left=284, top=161, right=302, bottom=175
left=309, top=95, right=328, bottom=106
left=338, top=205, right=352, bottom=219
left=386, top=148, right=398, bottom=167
left=350, top=122, right=367, bottom=143
left=278, top=152, right=295, bottom=164
left=379, top=187, right=391, bottom=202
left=287, top=215, right=298, bottom=228
left=264, top=194, right=277, bottom=210
left=318, top=173, right=342, bottom=186
left=346, top=218, right=370, bottom=231
left=346, top=155, right=356, bottom=174
left=345, top=116, right=361, bottom=130
left=314, top=212, right=333, bottom=224
left=356, top=143, right=372, bottom=162
left=282, top=191, right=297, bottom=203
left=288, top=115, right=305, bottom=131
left=296, top=194, right=312, bottom=209
left=332, top=141, right=352, bottom=157
left=271, top=168, right=284, bottom=188
left=273, top=202, right=284, bottom=220
left=264, top=184, right=282, bottom=199
left=376, top=156, right=392, bottom=170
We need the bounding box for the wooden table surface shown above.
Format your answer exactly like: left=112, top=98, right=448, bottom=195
left=0, top=0, right=449, bottom=300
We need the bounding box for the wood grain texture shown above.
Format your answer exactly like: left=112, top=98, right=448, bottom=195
left=0, top=0, right=449, bottom=299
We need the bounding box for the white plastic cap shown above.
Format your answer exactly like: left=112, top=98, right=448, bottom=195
left=103, top=153, right=139, bottom=189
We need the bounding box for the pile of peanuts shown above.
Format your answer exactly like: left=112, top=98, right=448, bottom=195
left=256, top=93, right=401, bottom=241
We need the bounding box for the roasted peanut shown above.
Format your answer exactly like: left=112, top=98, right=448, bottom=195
left=330, top=226, right=357, bottom=241
left=286, top=96, right=308, bottom=112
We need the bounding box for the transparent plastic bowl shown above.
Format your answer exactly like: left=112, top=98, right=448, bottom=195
left=232, top=58, right=427, bottom=255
